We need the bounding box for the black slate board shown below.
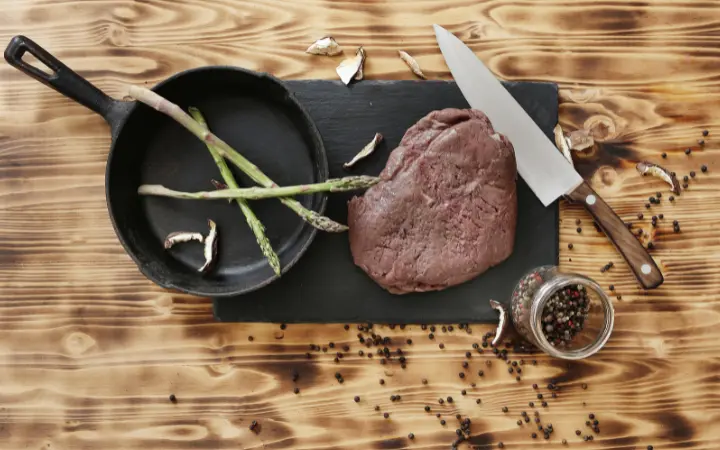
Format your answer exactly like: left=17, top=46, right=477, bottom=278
left=213, top=79, right=559, bottom=323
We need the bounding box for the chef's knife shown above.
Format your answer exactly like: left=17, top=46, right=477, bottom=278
left=434, top=24, right=663, bottom=289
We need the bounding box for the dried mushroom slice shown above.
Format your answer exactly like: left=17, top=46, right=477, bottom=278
left=337, top=47, right=365, bottom=85
left=164, top=231, right=204, bottom=249
left=305, top=36, right=343, bottom=56
left=343, top=133, right=383, bottom=169
left=489, top=300, right=508, bottom=347
left=199, top=219, right=219, bottom=274
left=553, top=124, right=573, bottom=165
left=636, top=161, right=681, bottom=195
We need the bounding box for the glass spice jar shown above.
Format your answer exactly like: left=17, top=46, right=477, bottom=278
left=510, top=265, right=614, bottom=360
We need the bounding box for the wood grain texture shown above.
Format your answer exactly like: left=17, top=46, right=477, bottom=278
left=1, top=0, right=719, bottom=449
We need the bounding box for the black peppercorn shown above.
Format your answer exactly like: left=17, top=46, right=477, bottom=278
left=568, top=243, right=573, bottom=250
left=498, top=443, right=504, bottom=448
left=647, top=446, right=653, bottom=450
left=459, top=372, right=465, bottom=379
left=422, top=378, right=428, bottom=385
left=529, top=402, right=535, bottom=407
left=576, top=227, right=582, bottom=233
left=532, top=383, right=538, bottom=389
left=354, top=396, right=360, bottom=402
left=683, top=182, right=689, bottom=189
left=669, top=195, right=675, bottom=201
left=541, top=401, right=548, bottom=407
left=659, top=214, right=664, bottom=219
left=478, top=370, right=484, bottom=376
left=531, top=433, right=537, bottom=439
left=517, top=420, right=523, bottom=426
left=428, top=333, right=434, bottom=339
left=248, top=336, right=254, bottom=342
left=440, top=419, right=446, bottom=425
left=169, top=394, right=177, bottom=403
left=294, top=387, right=300, bottom=394
left=686, top=148, right=692, bottom=155
left=581, top=383, right=588, bottom=390
left=537, top=394, right=543, bottom=400
left=699, top=139, right=705, bottom=145
left=438, top=398, right=444, bottom=404
left=683, top=175, right=689, bottom=182
left=563, top=439, right=568, bottom=445
left=648, top=242, right=654, bottom=249
left=476, top=399, right=482, bottom=404
left=661, top=152, right=667, bottom=158
left=701, top=164, right=708, bottom=172
left=690, top=171, right=696, bottom=178
left=447, top=396, right=454, bottom=403
left=502, top=406, right=509, bottom=413
left=425, top=405, right=431, bottom=412
left=384, top=412, right=390, bottom=419
left=645, top=203, right=651, bottom=208
left=576, top=430, right=581, bottom=436
left=439, top=343, right=445, bottom=349
left=461, top=390, right=467, bottom=395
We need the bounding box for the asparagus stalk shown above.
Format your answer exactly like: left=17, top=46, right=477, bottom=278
left=127, top=85, right=349, bottom=233
left=138, top=176, right=380, bottom=200
left=189, top=107, right=280, bottom=276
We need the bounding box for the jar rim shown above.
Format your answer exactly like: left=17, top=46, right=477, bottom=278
left=528, top=273, right=614, bottom=360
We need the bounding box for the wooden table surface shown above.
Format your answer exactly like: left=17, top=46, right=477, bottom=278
left=1, top=0, right=719, bottom=449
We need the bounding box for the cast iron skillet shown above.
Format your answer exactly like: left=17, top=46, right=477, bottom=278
left=4, top=36, right=328, bottom=297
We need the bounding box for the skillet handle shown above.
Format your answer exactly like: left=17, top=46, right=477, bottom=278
left=4, top=35, right=118, bottom=121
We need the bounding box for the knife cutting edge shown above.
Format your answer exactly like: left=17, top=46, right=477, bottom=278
left=433, top=24, right=663, bottom=290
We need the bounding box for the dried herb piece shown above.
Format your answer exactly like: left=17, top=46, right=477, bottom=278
left=306, top=36, right=343, bottom=56
left=164, top=231, right=204, bottom=249
left=398, top=50, right=426, bottom=79
left=636, top=161, right=681, bottom=195
left=337, top=47, right=365, bottom=85
left=343, top=133, right=383, bottom=169
left=553, top=124, right=573, bottom=165
left=199, top=219, right=218, bottom=273
left=489, top=300, right=508, bottom=347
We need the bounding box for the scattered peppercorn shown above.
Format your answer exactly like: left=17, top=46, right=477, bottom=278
left=699, top=139, right=705, bottom=146
left=248, top=336, right=254, bottom=341
left=685, top=148, right=692, bottom=155
left=576, top=227, right=582, bottom=233
left=661, top=152, right=667, bottom=158
left=669, top=195, right=675, bottom=202
left=384, top=412, right=390, bottom=419
left=408, top=433, right=415, bottom=440
left=701, top=164, right=708, bottom=172
left=169, top=394, right=177, bottom=403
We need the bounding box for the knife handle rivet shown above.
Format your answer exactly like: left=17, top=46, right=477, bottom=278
left=641, top=264, right=651, bottom=275
left=585, top=194, right=597, bottom=206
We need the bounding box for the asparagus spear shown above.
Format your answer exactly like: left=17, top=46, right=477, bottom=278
left=189, top=107, right=280, bottom=276
left=127, top=85, right=349, bottom=233
left=138, top=176, right=380, bottom=200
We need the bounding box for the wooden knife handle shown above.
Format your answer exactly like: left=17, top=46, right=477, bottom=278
left=565, top=181, right=664, bottom=290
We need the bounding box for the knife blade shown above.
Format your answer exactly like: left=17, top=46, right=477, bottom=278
left=434, top=24, right=664, bottom=290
